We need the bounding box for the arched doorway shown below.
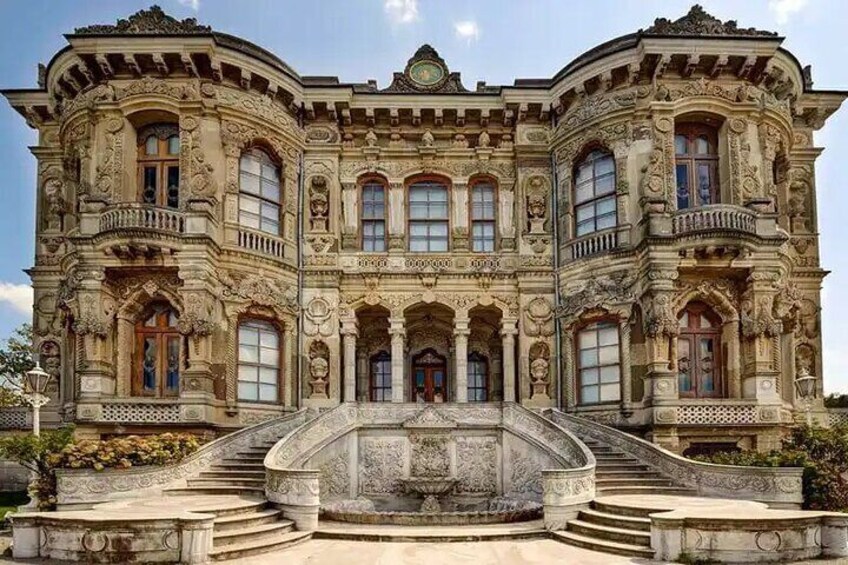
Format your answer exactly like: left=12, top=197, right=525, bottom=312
left=412, top=349, right=447, bottom=403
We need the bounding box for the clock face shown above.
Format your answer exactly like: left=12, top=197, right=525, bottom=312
left=410, top=61, right=445, bottom=86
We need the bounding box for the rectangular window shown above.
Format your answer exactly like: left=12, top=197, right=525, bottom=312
left=362, top=183, right=386, bottom=252
left=578, top=322, right=621, bottom=405
left=467, top=357, right=488, bottom=401
left=238, top=321, right=280, bottom=403
left=676, top=163, right=690, bottom=210
left=371, top=354, right=392, bottom=402
left=471, top=184, right=496, bottom=252
left=409, top=183, right=449, bottom=252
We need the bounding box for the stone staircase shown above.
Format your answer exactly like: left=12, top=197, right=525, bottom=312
left=552, top=436, right=694, bottom=558
left=163, top=435, right=312, bottom=560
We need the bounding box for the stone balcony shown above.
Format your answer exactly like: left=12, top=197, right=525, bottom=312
left=562, top=225, right=632, bottom=263
left=646, top=201, right=782, bottom=241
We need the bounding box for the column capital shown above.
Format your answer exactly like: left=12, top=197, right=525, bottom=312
left=340, top=319, right=359, bottom=336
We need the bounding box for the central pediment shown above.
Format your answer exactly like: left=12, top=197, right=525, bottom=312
left=382, top=44, right=469, bottom=94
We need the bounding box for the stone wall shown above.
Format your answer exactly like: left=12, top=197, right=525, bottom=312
left=0, top=459, right=29, bottom=493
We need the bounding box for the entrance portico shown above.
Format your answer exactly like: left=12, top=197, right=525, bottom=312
left=345, top=301, right=516, bottom=403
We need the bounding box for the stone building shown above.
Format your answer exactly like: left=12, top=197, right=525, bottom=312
left=1, top=4, right=844, bottom=456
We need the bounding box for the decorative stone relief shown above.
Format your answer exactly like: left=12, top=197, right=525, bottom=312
left=42, top=178, right=66, bottom=232
left=219, top=271, right=298, bottom=317
left=507, top=449, right=543, bottom=499
left=456, top=436, right=497, bottom=494
left=304, top=297, right=335, bottom=337
left=525, top=176, right=549, bottom=234
left=93, top=116, right=123, bottom=201
left=180, top=115, right=215, bottom=200
left=318, top=450, right=350, bottom=499
left=529, top=342, right=551, bottom=399
left=409, top=433, right=450, bottom=477
left=359, top=438, right=404, bottom=494
left=524, top=297, right=554, bottom=337
left=309, top=176, right=329, bottom=232
left=558, top=271, right=636, bottom=325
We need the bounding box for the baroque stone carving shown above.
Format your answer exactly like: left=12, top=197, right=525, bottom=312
left=359, top=438, right=404, bottom=494
left=558, top=271, right=636, bottom=323
left=219, top=271, right=298, bottom=316
left=456, top=436, right=497, bottom=494
left=309, top=176, right=329, bottom=232
left=409, top=433, right=450, bottom=477
left=524, top=297, right=554, bottom=337
left=383, top=44, right=468, bottom=94
left=529, top=342, right=551, bottom=399
left=318, top=450, right=350, bottom=498
left=525, top=175, right=549, bottom=234
left=73, top=5, right=212, bottom=35
left=643, top=4, right=777, bottom=37
left=307, top=340, right=330, bottom=398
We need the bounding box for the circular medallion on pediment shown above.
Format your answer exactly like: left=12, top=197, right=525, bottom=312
left=409, top=60, right=445, bottom=87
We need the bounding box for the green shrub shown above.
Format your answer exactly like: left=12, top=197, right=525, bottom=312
left=824, top=393, right=848, bottom=408
left=692, top=424, right=848, bottom=512
left=0, top=428, right=202, bottom=510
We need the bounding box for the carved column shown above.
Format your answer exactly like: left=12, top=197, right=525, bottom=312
left=341, top=319, right=358, bottom=402
left=357, top=350, right=368, bottom=401
left=283, top=322, right=295, bottom=407
left=452, top=182, right=469, bottom=251
left=619, top=319, right=632, bottom=414
left=341, top=181, right=358, bottom=250
left=563, top=328, right=576, bottom=411
left=741, top=272, right=781, bottom=403
left=454, top=318, right=470, bottom=403
left=500, top=319, right=518, bottom=402
left=389, top=318, right=405, bottom=402
left=388, top=181, right=405, bottom=252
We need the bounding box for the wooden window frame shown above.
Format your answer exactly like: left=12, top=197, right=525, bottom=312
left=136, top=124, right=180, bottom=209
left=236, top=316, right=283, bottom=404
left=359, top=176, right=388, bottom=252
left=675, top=123, right=720, bottom=210
left=132, top=304, right=181, bottom=398
left=575, top=318, right=622, bottom=406
left=573, top=147, right=617, bottom=237
left=469, top=177, right=498, bottom=253
left=467, top=351, right=489, bottom=402
left=406, top=176, right=451, bottom=253
left=369, top=350, right=392, bottom=402
left=239, top=147, right=283, bottom=236
left=677, top=302, right=723, bottom=399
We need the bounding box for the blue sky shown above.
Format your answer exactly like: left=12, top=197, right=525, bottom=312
left=0, top=0, right=847, bottom=392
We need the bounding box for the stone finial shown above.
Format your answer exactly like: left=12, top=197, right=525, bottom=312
left=643, top=4, right=777, bottom=37
left=73, top=5, right=212, bottom=35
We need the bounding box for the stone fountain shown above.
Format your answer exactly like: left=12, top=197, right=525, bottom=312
left=402, top=406, right=458, bottom=512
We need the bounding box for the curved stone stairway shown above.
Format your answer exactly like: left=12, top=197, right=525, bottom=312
left=551, top=435, right=695, bottom=558
left=163, top=435, right=312, bottom=560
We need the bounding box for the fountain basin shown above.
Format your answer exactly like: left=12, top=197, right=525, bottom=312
left=321, top=497, right=543, bottom=526
left=400, top=477, right=458, bottom=496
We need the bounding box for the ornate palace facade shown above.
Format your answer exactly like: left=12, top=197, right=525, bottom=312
left=2, top=5, right=844, bottom=453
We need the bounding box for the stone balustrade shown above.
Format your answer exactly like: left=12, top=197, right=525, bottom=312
left=99, top=203, right=185, bottom=234
left=672, top=204, right=757, bottom=236
left=338, top=253, right=515, bottom=274
left=548, top=409, right=804, bottom=508
left=565, top=227, right=619, bottom=261
left=55, top=410, right=307, bottom=509
left=237, top=227, right=285, bottom=259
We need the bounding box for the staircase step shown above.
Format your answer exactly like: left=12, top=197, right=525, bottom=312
left=596, top=486, right=695, bottom=497
left=164, top=486, right=265, bottom=496
left=594, top=455, right=639, bottom=463
left=209, top=531, right=311, bottom=561
left=213, top=521, right=295, bottom=547
left=594, top=470, right=662, bottom=479
left=222, top=456, right=265, bottom=464
left=213, top=463, right=266, bottom=471
left=578, top=508, right=651, bottom=532
left=596, top=478, right=674, bottom=488
left=567, top=519, right=651, bottom=547
left=551, top=530, right=654, bottom=559
left=214, top=509, right=284, bottom=532
left=594, top=463, right=650, bottom=472
left=201, top=470, right=266, bottom=479
left=188, top=478, right=265, bottom=487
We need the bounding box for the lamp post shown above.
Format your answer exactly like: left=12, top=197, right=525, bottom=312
left=794, top=367, right=817, bottom=427
left=21, top=362, right=52, bottom=437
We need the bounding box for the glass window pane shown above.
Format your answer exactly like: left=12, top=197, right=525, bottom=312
left=240, top=195, right=260, bottom=214
left=167, top=135, right=180, bottom=155
left=600, top=383, right=620, bottom=402
left=575, top=204, right=593, bottom=223
left=410, top=239, right=427, bottom=252
left=239, top=344, right=258, bottom=363
left=145, top=136, right=158, bottom=156
left=581, top=385, right=599, bottom=404
left=595, top=174, right=615, bottom=195
left=260, top=329, right=278, bottom=348
left=430, top=238, right=448, bottom=252
left=600, top=365, right=620, bottom=383
left=166, top=167, right=179, bottom=208
left=142, top=337, right=157, bottom=390
left=596, top=213, right=617, bottom=231
left=697, top=163, right=713, bottom=206
left=142, top=167, right=157, bottom=204
left=262, top=180, right=280, bottom=203
left=676, top=163, right=690, bottom=209
left=598, top=345, right=619, bottom=364
left=575, top=182, right=593, bottom=204
left=595, top=155, right=615, bottom=176
left=240, top=154, right=261, bottom=175
left=240, top=172, right=261, bottom=195
left=261, top=202, right=279, bottom=220
left=675, top=135, right=687, bottom=155
left=240, top=213, right=260, bottom=229
left=596, top=196, right=616, bottom=215
left=579, top=330, right=597, bottom=349
left=695, top=136, right=710, bottom=155
left=259, top=367, right=277, bottom=384
left=580, top=349, right=598, bottom=368
left=679, top=311, right=689, bottom=328
left=259, top=384, right=277, bottom=402
left=598, top=326, right=619, bottom=346
left=238, top=382, right=257, bottom=401
left=581, top=368, right=598, bottom=385
left=261, top=163, right=279, bottom=181
left=260, top=347, right=278, bottom=366
left=576, top=162, right=593, bottom=185
left=678, top=338, right=692, bottom=392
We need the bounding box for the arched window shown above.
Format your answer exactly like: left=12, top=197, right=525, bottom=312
left=675, top=124, right=719, bottom=209
left=137, top=124, right=180, bottom=209
left=574, top=149, right=616, bottom=237
left=133, top=303, right=180, bottom=397
left=238, top=319, right=280, bottom=402
left=239, top=148, right=282, bottom=235
left=361, top=180, right=387, bottom=252
left=677, top=302, right=722, bottom=398
left=470, top=181, right=496, bottom=252
left=577, top=321, right=621, bottom=405
left=369, top=351, right=392, bottom=402
left=467, top=352, right=488, bottom=401
left=409, top=180, right=449, bottom=252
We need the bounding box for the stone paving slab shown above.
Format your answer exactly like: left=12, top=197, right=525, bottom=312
left=595, top=494, right=768, bottom=513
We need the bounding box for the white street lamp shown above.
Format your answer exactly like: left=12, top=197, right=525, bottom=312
left=794, top=367, right=817, bottom=427
left=21, top=362, right=52, bottom=437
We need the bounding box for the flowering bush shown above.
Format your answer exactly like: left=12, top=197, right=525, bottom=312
left=0, top=428, right=203, bottom=510
left=691, top=424, right=848, bottom=512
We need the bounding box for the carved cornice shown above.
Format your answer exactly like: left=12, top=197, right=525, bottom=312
left=643, top=5, right=777, bottom=38
left=73, top=5, right=212, bottom=36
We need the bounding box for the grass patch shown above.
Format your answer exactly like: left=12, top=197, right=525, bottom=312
left=0, top=491, right=29, bottom=521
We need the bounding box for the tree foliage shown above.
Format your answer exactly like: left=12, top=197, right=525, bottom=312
left=824, top=392, right=848, bottom=408
left=693, top=424, right=848, bottom=511
left=0, top=323, right=34, bottom=407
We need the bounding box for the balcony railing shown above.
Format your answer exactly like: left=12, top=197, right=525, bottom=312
left=99, top=204, right=184, bottom=234
left=238, top=227, right=285, bottom=259
left=672, top=204, right=757, bottom=236
left=566, top=227, right=619, bottom=261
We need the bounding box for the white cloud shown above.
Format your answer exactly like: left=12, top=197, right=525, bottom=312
left=0, top=282, right=32, bottom=316
left=454, top=20, right=480, bottom=43
left=384, top=0, right=419, bottom=25
left=768, top=0, right=809, bottom=25
left=178, top=0, right=200, bottom=11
